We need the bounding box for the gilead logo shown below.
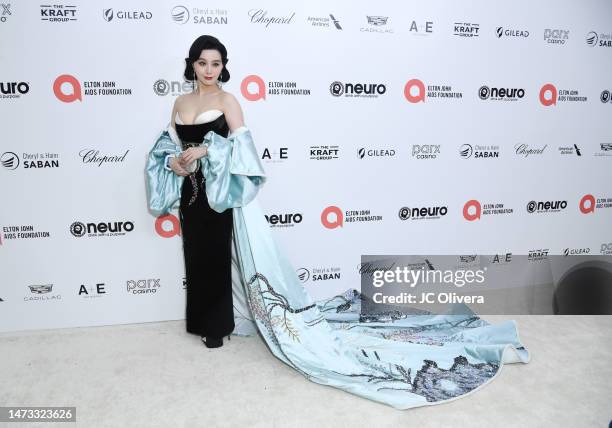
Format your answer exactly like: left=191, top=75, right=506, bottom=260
left=155, top=214, right=181, bottom=237
left=463, top=199, right=481, bottom=221
left=579, top=194, right=595, bottom=214
left=321, top=206, right=343, bottom=229
left=539, top=83, right=557, bottom=106
left=241, top=75, right=266, bottom=101
left=53, top=74, right=82, bottom=102
left=404, top=79, right=426, bottom=103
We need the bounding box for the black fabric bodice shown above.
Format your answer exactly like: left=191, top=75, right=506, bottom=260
left=175, top=113, right=230, bottom=149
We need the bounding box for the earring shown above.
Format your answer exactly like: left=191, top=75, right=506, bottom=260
left=193, top=71, right=198, bottom=93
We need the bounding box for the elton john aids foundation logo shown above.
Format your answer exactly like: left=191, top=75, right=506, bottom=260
left=155, top=214, right=181, bottom=238
left=53, top=74, right=82, bottom=102
left=404, top=79, right=426, bottom=103
left=241, top=75, right=266, bottom=101
left=463, top=200, right=482, bottom=221
left=53, top=74, right=132, bottom=102
left=463, top=199, right=513, bottom=220
left=577, top=194, right=612, bottom=214
left=321, top=206, right=343, bottom=229
left=580, top=194, right=595, bottom=214
left=539, top=83, right=587, bottom=106
left=539, top=83, right=557, bottom=106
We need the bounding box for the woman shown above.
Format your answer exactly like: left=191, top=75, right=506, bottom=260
left=167, top=35, right=244, bottom=348
left=146, top=35, right=530, bottom=409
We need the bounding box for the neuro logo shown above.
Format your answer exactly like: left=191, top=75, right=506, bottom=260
left=329, top=81, right=343, bottom=96
left=153, top=79, right=170, bottom=95
left=70, top=221, right=86, bottom=237
left=479, top=85, right=524, bottom=101
left=53, top=74, right=82, bottom=102
left=321, top=206, right=343, bottom=229
left=241, top=75, right=266, bottom=101
left=479, top=85, right=490, bottom=99
left=329, top=81, right=386, bottom=97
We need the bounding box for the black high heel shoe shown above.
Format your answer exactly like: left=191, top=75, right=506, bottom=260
left=201, top=336, right=223, bottom=348
left=200, top=334, right=231, bottom=348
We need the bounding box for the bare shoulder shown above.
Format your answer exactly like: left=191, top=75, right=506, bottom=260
left=220, top=91, right=245, bottom=130
left=174, top=93, right=189, bottom=107
left=221, top=91, right=241, bottom=108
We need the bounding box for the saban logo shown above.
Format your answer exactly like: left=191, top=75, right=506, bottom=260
left=1, top=152, right=19, bottom=169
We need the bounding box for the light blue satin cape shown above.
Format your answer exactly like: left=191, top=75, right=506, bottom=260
left=146, top=126, right=531, bottom=410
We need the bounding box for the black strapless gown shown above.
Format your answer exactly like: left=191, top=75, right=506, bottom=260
left=175, top=114, right=234, bottom=338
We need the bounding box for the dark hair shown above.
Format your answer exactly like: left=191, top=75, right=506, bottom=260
left=183, top=35, right=230, bottom=83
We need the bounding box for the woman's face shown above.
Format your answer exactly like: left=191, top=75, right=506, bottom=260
left=193, top=49, right=223, bottom=87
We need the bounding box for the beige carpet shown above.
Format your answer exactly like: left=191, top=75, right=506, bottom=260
left=1, top=315, right=610, bottom=427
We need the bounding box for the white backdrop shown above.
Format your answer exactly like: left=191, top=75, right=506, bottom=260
left=1, top=0, right=611, bottom=332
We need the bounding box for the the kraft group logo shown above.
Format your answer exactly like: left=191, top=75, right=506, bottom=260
left=155, top=214, right=181, bottom=238
left=404, top=79, right=426, bottom=103
left=321, top=206, right=343, bottom=229
left=53, top=74, right=81, bottom=102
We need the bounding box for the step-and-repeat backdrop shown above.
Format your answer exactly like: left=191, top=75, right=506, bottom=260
left=1, top=0, right=611, bottom=331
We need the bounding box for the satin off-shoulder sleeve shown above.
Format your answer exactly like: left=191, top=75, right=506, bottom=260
left=202, top=126, right=267, bottom=213
left=145, top=127, right=185, bottom=217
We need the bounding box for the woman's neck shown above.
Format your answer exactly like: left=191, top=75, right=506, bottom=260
left=196, top=82, right=221, bottom=97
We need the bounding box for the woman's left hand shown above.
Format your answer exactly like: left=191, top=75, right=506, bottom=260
left=179, top=146, right=207, bottom=166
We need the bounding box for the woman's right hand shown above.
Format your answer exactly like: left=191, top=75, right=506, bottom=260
left=169, top=157, right=190, bottom=176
